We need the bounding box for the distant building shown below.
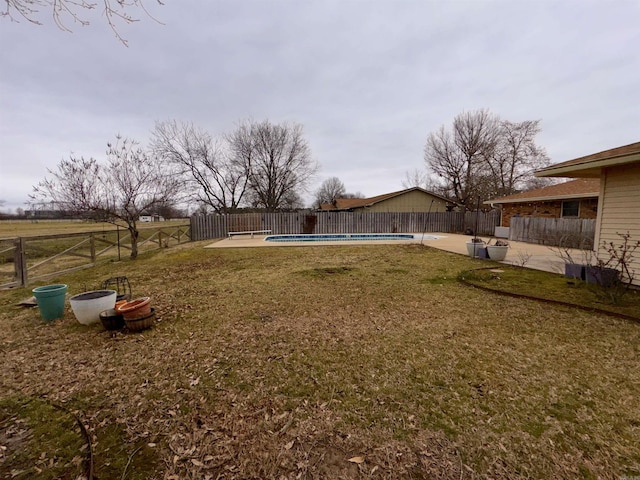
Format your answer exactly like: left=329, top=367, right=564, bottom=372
left=139, top=214, right=165, bottom=222
left=486, top=179, right=600, bottom=227
left=319, top=187, right=457, bottom=213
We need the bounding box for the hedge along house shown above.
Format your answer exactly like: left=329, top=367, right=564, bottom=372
left=319, top=187, right=457, bottom=213
left=536, top=141, right=640, bottom=286
left=486, top=178, right=600, bottom=227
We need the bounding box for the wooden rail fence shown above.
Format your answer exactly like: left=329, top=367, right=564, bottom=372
left=191, top=211, right=501, bottom=241
left=0, top=224, right=191, bottom=288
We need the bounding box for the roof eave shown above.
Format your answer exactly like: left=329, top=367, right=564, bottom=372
left=486, top=192, right=599, bottom=205
left=351, top=187, right=458, bottom=208
left=535, top=153, right=640, bottom=178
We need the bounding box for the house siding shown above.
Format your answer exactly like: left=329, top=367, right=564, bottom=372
left=597, top=163, right=640, bottom=285
left=362, top=190, right=450, bottom=213
left=500, top=198, right=598, bottom=227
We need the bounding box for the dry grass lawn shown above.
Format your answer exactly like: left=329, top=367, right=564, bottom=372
left=1, top=242, right=639, bottom=479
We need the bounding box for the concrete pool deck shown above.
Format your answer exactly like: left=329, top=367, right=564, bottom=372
left=428, top=234, right=570, bottom=274
left=205, top=233, right=578, bottom=275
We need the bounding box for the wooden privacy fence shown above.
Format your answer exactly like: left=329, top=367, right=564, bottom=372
left=0, top=224, right=191, bottom=288
left=191, top=210, right=501, bottom=241
left=509, top=217, right=596, bottom=249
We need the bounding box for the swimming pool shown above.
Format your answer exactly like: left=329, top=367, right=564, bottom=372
left=264, top=233, right=440, bottom=243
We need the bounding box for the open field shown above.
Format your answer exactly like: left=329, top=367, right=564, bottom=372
left=1, top=243, right=639, bottom=479
left=0, top=219, right=190, bottom=239
left=0, top=221, right=191, bottom=288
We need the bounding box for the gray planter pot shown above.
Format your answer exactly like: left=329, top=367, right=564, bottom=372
left=486, top=245, right=508, bottom=261
left=466, top=241, right=487, bottom=258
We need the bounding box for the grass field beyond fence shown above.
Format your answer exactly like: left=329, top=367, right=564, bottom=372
left=1, top=242, right=639, bottom=479
left=0, top=220, right=190, bottom=287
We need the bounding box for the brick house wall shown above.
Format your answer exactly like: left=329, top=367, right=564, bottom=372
left=500, top=198, right=598, bottom=227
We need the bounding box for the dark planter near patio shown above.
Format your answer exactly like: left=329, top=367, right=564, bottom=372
left=565, top=263, right=586, bottom=281
left=586, top=266, right=620, bottom=287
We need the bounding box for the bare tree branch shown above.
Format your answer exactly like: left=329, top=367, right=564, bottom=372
left=230, top=119, right=318, bottom=211
left=485, top=120, right=551, bottom=197
left=401, top=168, right=429, bottom=189
left=424, top=109, right=549, bottom=209
left=30, top=135, right=182, bottom=259
left=151, top=120, right=251, bottom=214
left=314, top=177, right=347, bottom=208
left=2, top=0, right=164, bottom=45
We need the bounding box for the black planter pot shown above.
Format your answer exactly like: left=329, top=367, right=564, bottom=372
left=586, top=266, right=620, bottom=287
left=565, top=264, right=586, bottom=281
left=99, top=308, right=125, bottom=330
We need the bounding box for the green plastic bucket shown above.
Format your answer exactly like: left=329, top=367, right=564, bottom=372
left=32, top=284, right=68, bottom=322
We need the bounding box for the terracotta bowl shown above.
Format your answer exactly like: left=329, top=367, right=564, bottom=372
left=125, top=308, right=156, bottom=332
left=115, top=297, right=151, bottom=320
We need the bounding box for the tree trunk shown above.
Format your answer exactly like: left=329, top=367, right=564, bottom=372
left=130, top=227, right=139, bottom=259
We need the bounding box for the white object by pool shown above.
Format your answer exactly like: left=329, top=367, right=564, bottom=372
left=264, top=233, right=440, bottom=243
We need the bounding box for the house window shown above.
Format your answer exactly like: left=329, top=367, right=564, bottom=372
left=561, top=200, right=580, bottom=218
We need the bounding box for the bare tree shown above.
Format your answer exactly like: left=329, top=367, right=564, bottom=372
left=521, top=175, right=560, bottom=191
left=402, top=170, right=451, bottom=199
left=424, top=109, right=549, bottom=208
left=424, top=109, right=499, bottom=209
left=31, top=135, right=182, bottom=259
left=2, top=0, right=163, bottom=44
left=342, top=191, right=365, bottom=199
left=279, top=190, right=303, bottom=211
left=401, top=168, right=430, bottom=190
left=151, top=120, right=250, bottom=214
left=229, top=119, right=318, bottom=212
left=314, top=177, right=346, bottom=208
left=485, top=120, right=550, bottom=197
left=401, top=168, right=454, bottom=198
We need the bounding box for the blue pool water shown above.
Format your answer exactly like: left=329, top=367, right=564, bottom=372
left=264, top=233, right=439, bottom=243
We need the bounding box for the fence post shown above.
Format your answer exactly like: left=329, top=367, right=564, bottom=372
left=14, top=237, right=27, bottom=287
left=90, top=233, right=96, bottom=264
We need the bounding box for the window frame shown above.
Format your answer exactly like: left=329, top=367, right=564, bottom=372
left=561, top=200, right=580, bottom=218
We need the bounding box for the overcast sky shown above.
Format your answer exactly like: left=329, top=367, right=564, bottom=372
left=1, top=0, right=639, bottom=211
